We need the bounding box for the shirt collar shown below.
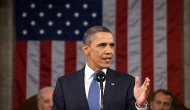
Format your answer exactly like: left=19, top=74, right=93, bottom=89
left=84, top=63, right=107, bottom=80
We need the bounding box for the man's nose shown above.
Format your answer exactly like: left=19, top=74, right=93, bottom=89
left=159, top=104, right=165, bottom=110
left=105, top=46, right=113, bottom=54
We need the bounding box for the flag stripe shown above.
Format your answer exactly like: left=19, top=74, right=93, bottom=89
left=14, top=41, right=27, bottom=110
left=167, top=0, right=182, bottom=100
left=26, top=41, right=40, bottom=98
left=115, top=0, right=128, bottom=73
left=65, top=41, right=76, bottom=74
left=39, top=41, right=52, bottom=88
left=128, top=0, right=141, bottom=80
left=141, top=0, right=154, bottom=91
left=154, top=0, right=167, bottom=91
left=51, top=41, right=64, bottom=86
left=76, top=41, right=86, bottom=70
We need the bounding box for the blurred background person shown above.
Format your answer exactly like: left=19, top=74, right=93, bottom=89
left=150, top=89, right=175, bottom=110
left=37, top=87, right=54, bottom=110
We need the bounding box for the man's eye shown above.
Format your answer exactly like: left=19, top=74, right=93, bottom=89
left=110, top=43, right=115, bottom=47
left=98, top=43, right=106, bottom=47
left=44, top=100, right=50, bottom=103
left=164, top=102, right=170, bottom=107
left=155, top=100, right=161, bottom=105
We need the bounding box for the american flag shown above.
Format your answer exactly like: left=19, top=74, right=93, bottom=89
left=14, top=0, right=182, bottom=110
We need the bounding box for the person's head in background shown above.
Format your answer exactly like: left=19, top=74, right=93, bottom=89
left=37, top=86, right=54, bottom=110
left=150, top=89, right=175, bottom=110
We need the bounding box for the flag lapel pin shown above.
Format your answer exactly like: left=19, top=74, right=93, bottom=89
left=111, top=83, right=114, bottom=86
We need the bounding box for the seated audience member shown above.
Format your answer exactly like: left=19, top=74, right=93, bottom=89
left=150, top=89, right=175, bottom=110
left=37, top=86, right=54, bottom=110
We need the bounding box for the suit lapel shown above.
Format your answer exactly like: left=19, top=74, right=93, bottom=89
left=103, top=69, right=119, bottom=110
left=72, top=68, right=89, bottom=110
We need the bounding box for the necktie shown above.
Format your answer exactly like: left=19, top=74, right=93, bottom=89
left=88, top=73, right=100, bottom=110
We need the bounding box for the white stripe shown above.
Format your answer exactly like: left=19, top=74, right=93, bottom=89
left=128, top=0, right=142, bottom=81
left=154, top=0, right=167, bottom=91
left=26, top=41, right=39, bottom=99
left=51, top=41, right=64, bottom=87
left=76, top=41, right=86, bottom=70
left=102, top=0, right=116, bottom=70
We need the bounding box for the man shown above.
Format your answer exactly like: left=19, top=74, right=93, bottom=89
left=52, top=26, right=150, bottom=110
left=37, top=86, right=54, bottom=110
left=150, top=89, right=175, bottom=110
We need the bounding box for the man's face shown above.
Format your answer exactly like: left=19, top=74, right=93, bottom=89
left=82, top=32, right=114, bottom=71
left=150, top=92, right=174, bottom=110
left=38, top=90, right=54, bottom=110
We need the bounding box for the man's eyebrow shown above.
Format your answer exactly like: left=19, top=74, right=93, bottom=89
left=97, top=43, right=106, bottom=45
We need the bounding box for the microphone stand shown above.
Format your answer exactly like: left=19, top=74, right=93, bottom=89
left=96, top=71, right=105, bottom=110
left=99, top=78, right=104, bottom=110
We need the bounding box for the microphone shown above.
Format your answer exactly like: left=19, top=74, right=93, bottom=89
left=96, top=71, right=106, bottom=110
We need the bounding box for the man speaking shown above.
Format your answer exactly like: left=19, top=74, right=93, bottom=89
left=52, top=26, right=150, bottom=110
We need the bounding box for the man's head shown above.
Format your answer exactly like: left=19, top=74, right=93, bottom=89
left=150, top=89, right=175, bottom=110
left=82, top=26, right=114, bottom=71
left=37, top=86, right=54, bottom=110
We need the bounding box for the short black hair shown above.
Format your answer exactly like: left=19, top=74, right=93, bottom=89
left=83, top=26, right=112, bottom=45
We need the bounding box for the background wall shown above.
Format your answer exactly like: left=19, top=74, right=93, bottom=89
left=183, top=0, right=190, bottom=108
left=0, top=0, right=189, bottom=110
left=0, top=0, right=13, bottom=110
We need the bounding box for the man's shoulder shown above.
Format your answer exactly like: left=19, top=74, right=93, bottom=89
left=58, top=67, right=85, bottom=80
left=107, top=68, right=135, bottom=79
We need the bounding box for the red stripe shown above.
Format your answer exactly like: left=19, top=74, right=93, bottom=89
left=39, top=40, right=52, bottom=89
left=65, top=41, right=76, bottom=74
left=141, top=0, right=154, bottom=92
left=14, top=41, right=27, bottom=110
left=116, top=0, right=128, bottom=73
left=167, top=0, right=182, bottom=100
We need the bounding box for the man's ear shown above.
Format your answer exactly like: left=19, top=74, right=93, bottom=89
left=82, top=44, right=89, bottom=55
left=38, top=103, right=41, bottom=110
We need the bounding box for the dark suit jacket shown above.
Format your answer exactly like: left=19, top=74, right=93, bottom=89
left=52, top=67, right=137, bottom=110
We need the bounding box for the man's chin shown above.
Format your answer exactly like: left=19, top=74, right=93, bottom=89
left=101, top=64, right=111, bottom=69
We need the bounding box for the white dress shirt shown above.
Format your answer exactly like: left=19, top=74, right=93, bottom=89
left=84, top=63, right=148, bottom=110
left=84, top=63, right=106, bottom=101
